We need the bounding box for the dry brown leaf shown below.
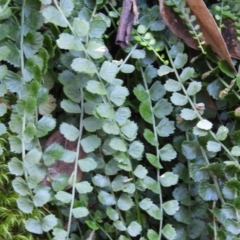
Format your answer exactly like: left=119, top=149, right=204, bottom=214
left=186, top=0, right=236, bottom=72
left=159, top=0, right=237, bottom=72
left=116, top=0, right=139, bottom=47
left=159, top=0, right=198, bottom=49
left=41, top=130, right=85, bottom=189
left=221, top=18, right=240, bottom=60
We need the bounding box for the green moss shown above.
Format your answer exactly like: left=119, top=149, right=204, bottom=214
left=0, top=133, right=44, bottom=240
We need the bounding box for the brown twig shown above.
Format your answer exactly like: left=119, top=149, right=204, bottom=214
left=116, top=0, right=139, bottom=48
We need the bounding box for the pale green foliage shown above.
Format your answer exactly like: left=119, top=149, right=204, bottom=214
left=2, top=0, right=240, bottom=239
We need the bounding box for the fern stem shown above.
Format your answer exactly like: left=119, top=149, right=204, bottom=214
left=119, top=44, right=138, bottom=71
left=185, top=133, right=192, bottom=236
left=200, top=146, right=225, bottom=204
left=180, top=8, right=206, bottom=54
left=66, top=88, right=85, bottom=238
left=20, top=0, right=25, bottom=74
left=46, top=231, right=51, bottom=240
left=92, top=217, right=114, bottom=240
left=104, top=5, right=117, bottom=30
left=218, top=0, right=224, bottom=32
left=129, top=171, right=143, bottom=228
left=20, top=0, right=29, bottom=183
left=53, top=0, right=89, bottom=57
left=109, top=188, right=132, bottom=238
left=212, top=201, right=218, bottom=240
left=141, top=66, right=163, bottom=240
left=2, top=0, right=11, bottom=11
left=164, top=42, right=239, bottom=164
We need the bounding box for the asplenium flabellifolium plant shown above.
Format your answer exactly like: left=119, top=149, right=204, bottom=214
left=1, top=0, right=240, bottom=239
left=165, top=0, right=206, bottom=53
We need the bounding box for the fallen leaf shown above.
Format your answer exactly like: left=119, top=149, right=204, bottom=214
left=159, top=0, right=198, bottom=49
left=41, top=130, right=85, bottom=189
left=186, top=0, right=236, bottom=72
left=221, top=18, right=240, bottom=60
left=159, top=0, right=237, bottom=72
left=116, top=0, right=139, bottom=47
